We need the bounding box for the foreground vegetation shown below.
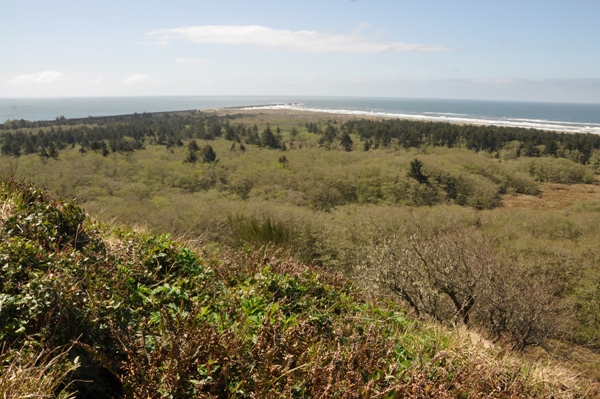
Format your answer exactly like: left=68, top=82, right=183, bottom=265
left=2, top=109, right=600, bottom=395
left=1, top=178, right=598, bottom=398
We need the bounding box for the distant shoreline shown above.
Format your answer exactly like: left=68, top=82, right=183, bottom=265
left=212, top=107, right=593, bottom=135
left=2, top=96, right=600, bottom=134
left=6, top=106, right=595, bottom=136
left=218, top=101, right=600, bottom=135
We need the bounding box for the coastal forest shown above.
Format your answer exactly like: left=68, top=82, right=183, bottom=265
left=2, top=109, right=600, bottom=398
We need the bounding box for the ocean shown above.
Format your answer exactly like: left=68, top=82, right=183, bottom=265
left=1, top=96, right=599, bottom=134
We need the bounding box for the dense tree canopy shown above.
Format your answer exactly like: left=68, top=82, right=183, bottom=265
left=342, top=119, right=600, bottom=164
left=3, top=111, right=600, bottom=166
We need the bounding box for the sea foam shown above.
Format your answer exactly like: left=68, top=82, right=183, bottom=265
left=243, top=103, right=600, bottom=134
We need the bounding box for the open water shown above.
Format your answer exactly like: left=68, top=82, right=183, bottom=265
left=1, top=96, right=599, bottom=134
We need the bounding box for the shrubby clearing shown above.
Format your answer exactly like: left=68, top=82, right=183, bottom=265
left=3, top=179, right=597, bottom=397
left=2, top=110, right=600, bottom=395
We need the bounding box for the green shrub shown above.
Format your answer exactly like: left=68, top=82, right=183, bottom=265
left=460, top=174, right=500, bottom=210
left=499, top=170, right=540, bottom=195
left=516, top=157, right=595, bottom=183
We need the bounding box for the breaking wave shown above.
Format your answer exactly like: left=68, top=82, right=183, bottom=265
left=243, top=103, right=600, bottom=134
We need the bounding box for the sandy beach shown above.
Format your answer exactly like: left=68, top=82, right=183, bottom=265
left=210, top=107, right=598, bottom=134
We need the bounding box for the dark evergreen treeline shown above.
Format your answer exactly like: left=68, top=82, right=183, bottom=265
left=0, top=111, right=252, bottom=158
left=1, top=110, right=192, bottom=129
left=0, top=110, right=291, bottom=159
left=3, top=111, right=600, bottom=164
left=342, top=119, right=600, bottom=164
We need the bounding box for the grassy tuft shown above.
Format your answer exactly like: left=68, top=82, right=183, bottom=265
left=228, top=212, right=294, bottom=248
left=0, top=345, right=79, bottom=399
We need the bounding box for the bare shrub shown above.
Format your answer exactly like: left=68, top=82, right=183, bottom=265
left=368, top=223, right=572, bottom=350
left=479, top=260, right=573, bottom=351
left=371, top=226, right=495, bottom=325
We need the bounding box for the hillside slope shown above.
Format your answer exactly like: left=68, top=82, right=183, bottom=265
left=0, top=178, right=597, bottom=398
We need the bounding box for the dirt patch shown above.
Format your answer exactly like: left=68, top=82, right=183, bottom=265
left=501, top=178, right=600, bottom=211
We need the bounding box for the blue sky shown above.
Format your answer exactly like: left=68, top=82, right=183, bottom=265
left=1, top=0, right=599, bottom=102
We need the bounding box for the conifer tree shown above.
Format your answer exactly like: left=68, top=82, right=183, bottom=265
left=184, top=141, right=200, bottom=164
left=408, top=158, right=428, bottom=184
left=201, top=144, right=218, bottom=163
left=278, top=155, right=288, bottom=168
left=340, top=132, right=353, bottom=151
left=187, top=139, right=200, bottom=152
left=261, top=124, right=281, bottom=149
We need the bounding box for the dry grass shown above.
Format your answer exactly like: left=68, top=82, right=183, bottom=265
left=448, top=327, right=600, bottom=398
left=524, top=339, right=600, bottom=382
left=0, top=198, right=15, bottom=227
left=0, top=345, right=79, bottom=399
left=501, top=177, right=600, bottom=211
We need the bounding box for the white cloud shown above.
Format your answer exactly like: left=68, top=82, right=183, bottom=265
left=8, top=71, right=64, bottom=85
left=351, top=22, right=372, bottom=36
left=147, top=25, right=450, bottom=53
left=174, top=58, right=212, bottom=64
left=91, top=77, right=104, bottom=85
left=123, top=74, right=149, bottom=85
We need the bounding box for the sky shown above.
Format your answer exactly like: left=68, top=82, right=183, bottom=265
left=1, top=0, right=599, bottom=103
